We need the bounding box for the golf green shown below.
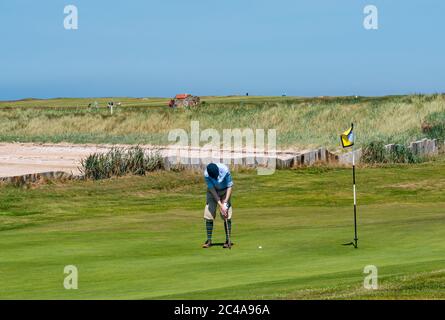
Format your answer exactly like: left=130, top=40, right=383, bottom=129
left=1, top=161, right=445, bottom=299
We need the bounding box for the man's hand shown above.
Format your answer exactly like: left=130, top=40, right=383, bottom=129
left=221, top=202, right=229, bottom=219
left=220, top=202, right=229, bottom=218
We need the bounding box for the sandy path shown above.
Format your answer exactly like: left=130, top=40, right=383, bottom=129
left=0, top=143, right=305, bottom=178
left=0, top=143, right=106, bottom=177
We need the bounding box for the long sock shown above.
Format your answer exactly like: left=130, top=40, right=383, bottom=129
left=205, top=219, right=213, bottom=241
left=224, top=219, right=232, bottom=242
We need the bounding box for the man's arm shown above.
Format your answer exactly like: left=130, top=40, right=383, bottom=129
left=223, top=187, right=232, bottom=204
left=221, top=171, right=233, bottom=216
left=209, top=187, right=233, bottom=216
left=220, top=187, right=233, bottom=218
left=209, top=187, right=225, bottom=210
left=208, top=187, right=220, bottom=202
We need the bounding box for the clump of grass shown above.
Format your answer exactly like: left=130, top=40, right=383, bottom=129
left=387, top=144, right=419, bottom=164
left=422, top=111, right=445, bottom=140
left=361, top=141, right=386, bottom=164
left=361, top=141, right=420, bottom=164
left=80, top=146, right=164, bottom=180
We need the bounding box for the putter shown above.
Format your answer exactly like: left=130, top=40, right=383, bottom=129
left=224, top=217, right=231, bottom=249
left=223, top=203, right=231, bottom=250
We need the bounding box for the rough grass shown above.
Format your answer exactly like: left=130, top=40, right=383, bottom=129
left=79, top=146, right=164, bottom=180
left=1, top=94, right=444, bottom=149
left=1, top=160, right=445, bottom=299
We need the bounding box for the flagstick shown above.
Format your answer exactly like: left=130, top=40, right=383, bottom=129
left=340, top=123, right=359, bottom=248
left=352, top=129, right=358, bottom=249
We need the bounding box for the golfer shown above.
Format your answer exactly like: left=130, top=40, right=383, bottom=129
left=202, top=162, right=233, bottom=249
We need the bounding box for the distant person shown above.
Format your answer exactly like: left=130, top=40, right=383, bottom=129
left=202, top=163, right=233, bottom=249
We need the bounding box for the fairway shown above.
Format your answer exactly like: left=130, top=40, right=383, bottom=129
left=1, top=161, right=445, bottom=299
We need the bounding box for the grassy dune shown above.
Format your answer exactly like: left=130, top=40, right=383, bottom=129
left=1, top=160, right=445, bottom=299
left=0, top=94, right=444, bottom=149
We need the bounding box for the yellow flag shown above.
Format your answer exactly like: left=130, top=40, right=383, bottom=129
left=340, top=125, right=354, bottom=148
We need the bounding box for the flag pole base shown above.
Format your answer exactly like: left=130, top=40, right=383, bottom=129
left=342, top=240, right=358, bottom=248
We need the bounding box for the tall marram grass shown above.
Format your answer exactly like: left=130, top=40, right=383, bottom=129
left=0, top=94, right=444, bottom=149
left=80, top=147, right=164, bottom=180
left=361, top=141, right=420, bottom=164
left=422, top=111, right=445, bottom=140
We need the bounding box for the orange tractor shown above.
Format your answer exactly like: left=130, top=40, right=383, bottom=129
left=168, top=94, right=201, bottom=108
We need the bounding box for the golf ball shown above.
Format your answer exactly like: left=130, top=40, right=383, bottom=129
left=258, top=246, right=262, bottom=249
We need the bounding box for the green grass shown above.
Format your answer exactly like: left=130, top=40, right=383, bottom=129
left=1, top=94, right=444, bottom=149
left=1, top=160, right=445, bottom=299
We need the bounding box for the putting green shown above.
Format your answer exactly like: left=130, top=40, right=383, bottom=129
left=1, top=161, right=445, bottom=299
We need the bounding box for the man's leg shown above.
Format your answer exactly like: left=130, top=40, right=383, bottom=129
left=203, top=191, right=217, bottom=248
left=205, top=217, right=213, bottom=242
left=224, top=219, right=232, bottom=243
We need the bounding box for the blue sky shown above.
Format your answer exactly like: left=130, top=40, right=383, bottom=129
left=0, top=0, right=444, bottom=100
